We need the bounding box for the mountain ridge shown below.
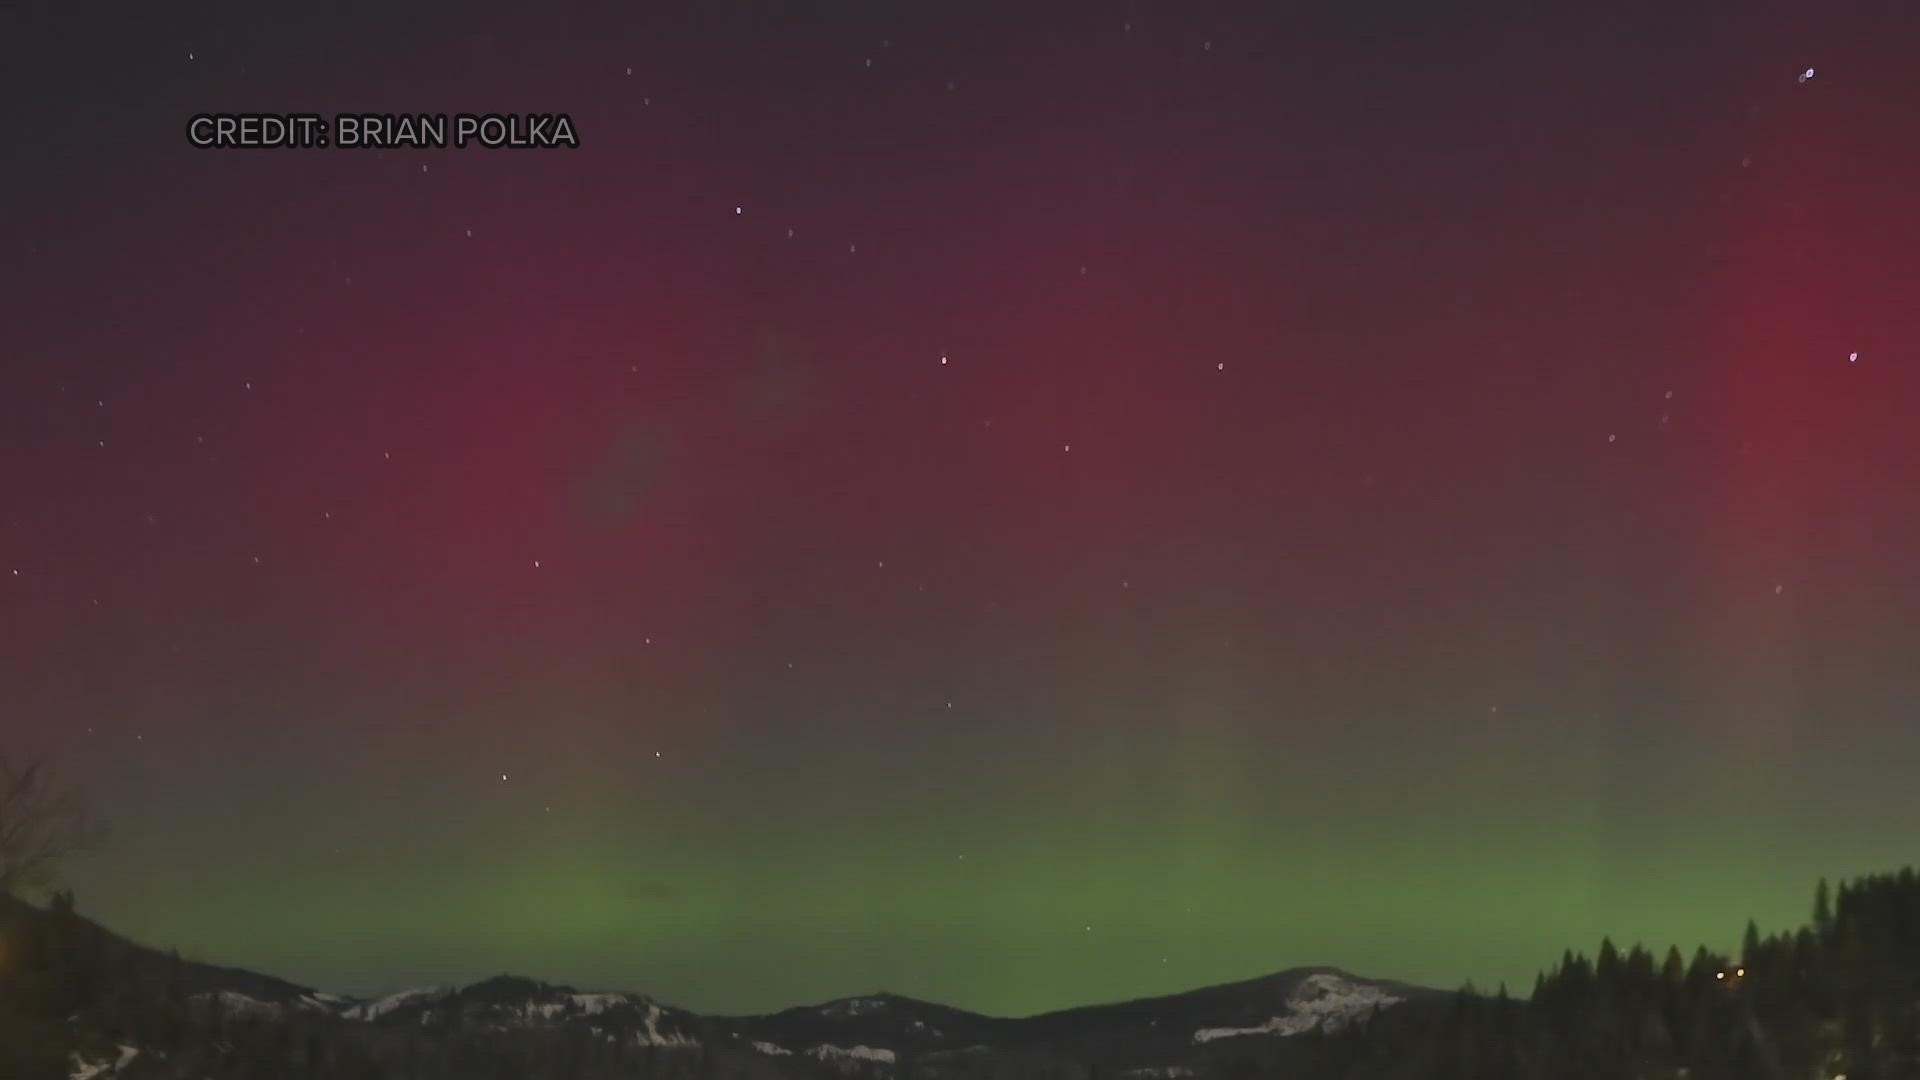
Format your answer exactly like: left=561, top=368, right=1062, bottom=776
left=0, top=893, right=1439, bottom=1068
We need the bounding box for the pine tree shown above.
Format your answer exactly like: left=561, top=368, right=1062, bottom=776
left=1661, top=946, right=1686, bottom=986
left=1596, top=938, right=1621, bottom=986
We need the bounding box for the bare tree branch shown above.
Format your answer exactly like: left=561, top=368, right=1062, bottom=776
left=0, top=749, right=108, bottom=898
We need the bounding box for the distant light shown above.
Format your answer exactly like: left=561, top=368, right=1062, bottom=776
left=501, top=773, right=508, bottom=781
left=1716, top=971, right=1725, bottom=980
left=735, top=206, right=742, bottom=215
left=1849, top=351, right=1859, bottom=362
left=1799, top=67, right=1816, bottom=83
left=1736, top=967, right=1745, bottom=977
left=940, top=354, right=948, bottom=365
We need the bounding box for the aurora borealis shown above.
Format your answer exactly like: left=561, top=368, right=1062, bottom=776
left=5, top=1, right=1920, bottom=1018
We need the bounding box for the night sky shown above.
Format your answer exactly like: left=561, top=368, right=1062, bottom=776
left=5, top=2, right=1920, bottom=1018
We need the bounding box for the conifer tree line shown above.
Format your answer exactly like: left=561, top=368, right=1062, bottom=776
left=3, top=869, right=1918, bottom=1079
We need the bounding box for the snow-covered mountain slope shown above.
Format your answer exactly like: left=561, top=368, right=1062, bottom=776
left=272, top=965, right=1426, bottom=1068
left=322, top=976, right=705, bottom=1049
left=1191, top=972, right=1404, bottom=1042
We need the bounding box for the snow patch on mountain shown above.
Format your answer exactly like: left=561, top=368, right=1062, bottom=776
left=820, top=997, right=889, bottom=1018
left=342, top=986, right=450, bottom=1021
left=195, top=990, right=280, bottom=1018
left=752, top=1041, right=795, bottom=1056
left=1192, top=973, right=1402, bottom=1043
left=68, top=1045, right=138, bottom=1080
left=809, top=1043, right=898, bottom=1064
left=572, top=993, right=627, bottom=1016
left=640, top=1002, right=697, bottom=1046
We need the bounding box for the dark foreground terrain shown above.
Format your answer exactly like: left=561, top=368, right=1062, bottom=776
left=3, top=868, right=1917, bottom=1079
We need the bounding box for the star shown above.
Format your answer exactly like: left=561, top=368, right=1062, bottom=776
left=1849, top=351, right=1859, bottom=362
left=940, top=354, right=948, bottom=365
left=1798, top=67, right=1816, bottom=83
left=533, top=560, right=541, bottom=568
left=501, top=773, right=508, bottom=781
